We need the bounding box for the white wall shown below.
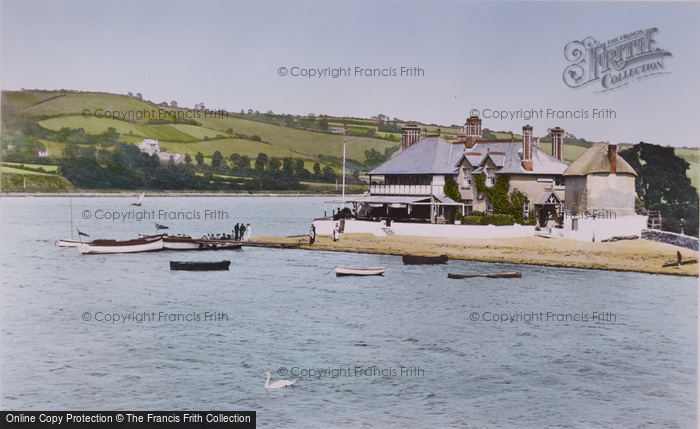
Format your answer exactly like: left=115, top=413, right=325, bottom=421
left=313, top=219, right=535, bottom=239
left=561, top=215, right=648, bottom=242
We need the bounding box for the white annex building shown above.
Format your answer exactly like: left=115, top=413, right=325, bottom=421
left=138, top=139, right=184, bottom=164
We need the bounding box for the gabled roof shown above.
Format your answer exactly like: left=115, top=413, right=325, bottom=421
left=564, top=142, right=637, bottom=176
left=369, top=137, right=463, bottom=175
left=461, top=141, right=568, bottom=175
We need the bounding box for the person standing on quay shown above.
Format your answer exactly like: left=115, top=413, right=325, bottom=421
left=234, top=223, right=240, bottom=241
left=245, top=223, right=251, bottom=241
left=309, top=224, right=316, bottom=245
left=240, top=223, right=247, bottom=241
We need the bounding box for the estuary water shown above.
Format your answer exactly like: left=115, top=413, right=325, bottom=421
left=0, top=196, right=697, bottom=428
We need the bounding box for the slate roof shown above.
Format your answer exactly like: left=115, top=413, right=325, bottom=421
left=564, top=142, right=637, bottom=176
left=465, top=141, right=568, bottom=175
left=369, top=137, right=464, bottom=175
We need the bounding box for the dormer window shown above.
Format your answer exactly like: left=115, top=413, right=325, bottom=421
left=461, top=167, right=472, bottom=188
left=485, top=167, right=495, bottom=187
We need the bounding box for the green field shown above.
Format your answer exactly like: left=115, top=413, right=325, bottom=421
left=4, top=90, right=698, bottom=194
left=3, top=162, right=59, bottom=173
left=1, top=166, right=56, bottom=176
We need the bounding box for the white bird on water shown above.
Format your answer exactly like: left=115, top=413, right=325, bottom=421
left=264, top=372, right=297, bottom=389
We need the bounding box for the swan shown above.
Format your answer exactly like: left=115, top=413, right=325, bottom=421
left=264, top=372, right=297, bottom=389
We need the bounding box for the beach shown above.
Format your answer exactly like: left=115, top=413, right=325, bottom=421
left=253, top=233, right=700, bottom=277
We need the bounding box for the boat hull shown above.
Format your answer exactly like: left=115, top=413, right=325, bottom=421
left=170, top=260, right=231, bottom=271
left=402, top=254, right=448, bottom=265
left=164, top=237, right=242, bottom=250
left=448, top=271, right=522, bottom=279
left=78, top=238, right=163, bottom=254
left=58, top=239, right=93, bottom=247
left=335, top=266, right=386, bottom=276
left=140, top=234, right=242, bottom=250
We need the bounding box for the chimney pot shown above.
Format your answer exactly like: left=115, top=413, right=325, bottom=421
left=522, top=125, right=533, bottom=171
left=608, top=144, right=617, bottom=174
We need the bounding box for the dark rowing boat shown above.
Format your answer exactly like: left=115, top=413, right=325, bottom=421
left=448, top=271, right=522, bottom=279
left=402, top=254, right=448, bottom=265
left=170, top=260, right=231, bottom=271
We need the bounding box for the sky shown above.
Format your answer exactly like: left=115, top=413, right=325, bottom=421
left=2, top=0, right=699, bottom=148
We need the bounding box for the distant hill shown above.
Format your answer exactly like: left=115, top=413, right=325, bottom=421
left=1, top=89, right=697, bottom=192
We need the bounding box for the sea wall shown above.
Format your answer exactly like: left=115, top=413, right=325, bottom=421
left=641, top=229, right=699, bottom=251
left=313, top=219, right=535, bottom=239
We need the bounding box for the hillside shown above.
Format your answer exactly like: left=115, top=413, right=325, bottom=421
left=1, top=89, right=698, bottom=193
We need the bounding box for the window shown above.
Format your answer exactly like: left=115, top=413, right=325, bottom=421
left=523, top=201, right=530, bottom=220
left=485, top=167, right=495, bottom=187
left=572, top=218, right=578, bottom=231
left=462, top=167, right=472, bottom=188
left=464, top=200, right=473, bottom=215
left=486, top=201, right=493, bottom=215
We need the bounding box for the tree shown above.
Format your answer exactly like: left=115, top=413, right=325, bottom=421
left=195, top=152, right=204, bottom=165
left=170, top=100, right=178, bottom=107
left=322, top=165, right=335, bottom=182
left=282, top=157, right=294, bottom=176
left=268, top=157, right=282, bottom=173
left=313, top=162, right=322, bottom=176
left=135, top=93, right=142, bottom=100
left=620, top=142, right=699, bottom=236
left=185, top=154, right=192, bottom=165
left=255, top=153, right=268, bottom=171
left=212, top=151, right=224, bottom=168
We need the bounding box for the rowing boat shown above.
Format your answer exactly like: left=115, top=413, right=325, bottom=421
left=335, top=266, right=386, bottom=276
left=402, top=254, right=448, bottom=265
left=77, top=237, right=163, bottom=254
left=170, top=260, right=231, bottom=271
left=448, top=271, right=522, bottom=279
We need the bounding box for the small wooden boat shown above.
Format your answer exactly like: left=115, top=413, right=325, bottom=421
left=335, top=266, right=386, bottom=276
left=78, top=237, right=163, bottom=254
left=448, top=271, right=522, bottom=279
left=170, top=260, right=231, bottom=271
left=402, top=254, right=448, bottom=265
left=58, top=239, right=93, bottom=247
left=139, top=234, right=242, bottom=250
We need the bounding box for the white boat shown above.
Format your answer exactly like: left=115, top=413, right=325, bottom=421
left=335, top=266, right=386, bottom=276
left=57, top=239, right=91, bottom=247
left=78, top=237, right=163, bottom=254
left=139, top=234, right=242, bottom=250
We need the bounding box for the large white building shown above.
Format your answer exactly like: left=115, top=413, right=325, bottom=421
left=138, top=139, right=184, bottom=164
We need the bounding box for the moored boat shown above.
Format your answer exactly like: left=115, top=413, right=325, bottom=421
left=58, top=239, right=93, bottom=247
left=448, top=271, right=522, bottom=279
left=335, top=266, right=386, bottom=276
left=77, top=237, right=163, bottom=254
left=402, top=254, right=448, bottom=265
left=139, top=234, right=242, bottom=250
left=170, top=260, right=231, bottom=271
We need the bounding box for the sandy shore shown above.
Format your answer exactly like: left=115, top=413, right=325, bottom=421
left=252, top=233, right=700, bottom=277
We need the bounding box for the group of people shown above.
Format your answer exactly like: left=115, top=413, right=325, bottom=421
left=233, top=223, right=251, bottom=241
left=308, top=223, right=340, bottom=244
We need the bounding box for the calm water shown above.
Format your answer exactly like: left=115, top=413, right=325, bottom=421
left=1, top=196, right=697, bottom=428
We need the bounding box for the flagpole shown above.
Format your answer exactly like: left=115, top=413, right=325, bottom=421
left=70, top=199, right=74, bottom=240
left=342, top=138, right=346, bottom=201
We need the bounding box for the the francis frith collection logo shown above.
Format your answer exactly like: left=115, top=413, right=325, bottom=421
left=563, top=28, right=672, bottom=93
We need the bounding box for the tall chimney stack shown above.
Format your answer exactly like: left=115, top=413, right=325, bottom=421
left=522, top=125, right=533, bottom=171
left=608, top=144, right=617, bottom=174
left=551, top=127, right=564, bottom=162
left=462, top=116, right=482, bottom=148
left=401, top=124, right=421, bottom=151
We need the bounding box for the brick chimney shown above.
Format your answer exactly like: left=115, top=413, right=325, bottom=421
left=608, top=144, right=617, bottom=174
left=401, top=124, right=421, bottom=151
left=461, top=116, right=482, bottom=148
left=551, top=127, right=564, bottom=162
left=522, top=125, right=533, bottom=171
